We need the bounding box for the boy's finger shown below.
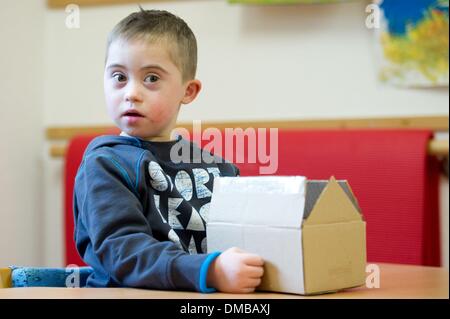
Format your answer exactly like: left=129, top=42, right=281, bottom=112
left=245, top=265, right=264, bottom=278
left=243, top=254, right=264, bottom=266
left=244, top=278, right=262, bottom=289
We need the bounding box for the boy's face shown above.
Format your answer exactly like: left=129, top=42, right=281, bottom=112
left=104, top=38, right=200, bottom=141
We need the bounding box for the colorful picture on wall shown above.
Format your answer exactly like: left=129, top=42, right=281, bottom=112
left=377, top=0, right=449, bottom=87
left=229, top=0, right=353, bottom=4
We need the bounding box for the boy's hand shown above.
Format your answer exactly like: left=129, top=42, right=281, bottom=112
left=206, top=247, right=264, bottom=293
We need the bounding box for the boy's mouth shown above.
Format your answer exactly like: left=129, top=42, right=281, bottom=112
left=122, top=109, right=144, bottom=118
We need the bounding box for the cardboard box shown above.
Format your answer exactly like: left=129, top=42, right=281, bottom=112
left=207, top=176, right=366, bottom=295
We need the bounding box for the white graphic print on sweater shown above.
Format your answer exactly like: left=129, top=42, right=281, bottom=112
left=148, top=161, right=221, bottom=254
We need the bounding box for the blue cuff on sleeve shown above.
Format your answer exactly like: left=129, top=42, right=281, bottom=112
left=199, top=251, right=221, bottom=293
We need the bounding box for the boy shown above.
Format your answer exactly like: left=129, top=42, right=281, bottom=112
left=73, top=9, right=264, bottom=293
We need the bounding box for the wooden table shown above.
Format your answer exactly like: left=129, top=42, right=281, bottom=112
left=0, top=263, right=448, bottom=299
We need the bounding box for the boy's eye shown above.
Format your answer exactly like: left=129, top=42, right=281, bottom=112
left=144, top=74, right=159, bottom=83
left=112, top=73, right=127, bottom=82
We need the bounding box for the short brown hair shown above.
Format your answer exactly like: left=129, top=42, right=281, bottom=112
left=106, top=8, right=197, bottom=82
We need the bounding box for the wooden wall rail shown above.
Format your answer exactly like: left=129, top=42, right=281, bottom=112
left=46, top=115, right=449, bottom=158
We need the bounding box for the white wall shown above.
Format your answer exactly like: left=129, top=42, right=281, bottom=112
left=43, top=0, right=449, bottom=126
left=0, top=0, right=448, bottom=268
left=0, top=0, right=45, bottom=266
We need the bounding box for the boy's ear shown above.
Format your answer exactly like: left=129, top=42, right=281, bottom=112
left=181, top=79, right=202, bottom=105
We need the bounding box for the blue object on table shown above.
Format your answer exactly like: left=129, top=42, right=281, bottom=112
left=10, top=266, right=93, bottom=287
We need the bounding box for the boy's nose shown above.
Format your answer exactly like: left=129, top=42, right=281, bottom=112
left=124, top=83, right=143, bottom=103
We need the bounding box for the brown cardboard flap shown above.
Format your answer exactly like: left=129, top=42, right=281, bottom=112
left=303, top=180, right=361, bottom=220
left=304, top=176, right=363, bottom=225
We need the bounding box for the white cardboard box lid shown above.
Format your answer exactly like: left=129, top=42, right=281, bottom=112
left=209, top=176, right=307, bottom=228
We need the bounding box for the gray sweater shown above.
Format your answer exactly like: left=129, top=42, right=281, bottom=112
left=73, top=135, right=239, bottom=291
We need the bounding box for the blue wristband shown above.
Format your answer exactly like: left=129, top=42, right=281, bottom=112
left=199, top=251, right=221, bottom=293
